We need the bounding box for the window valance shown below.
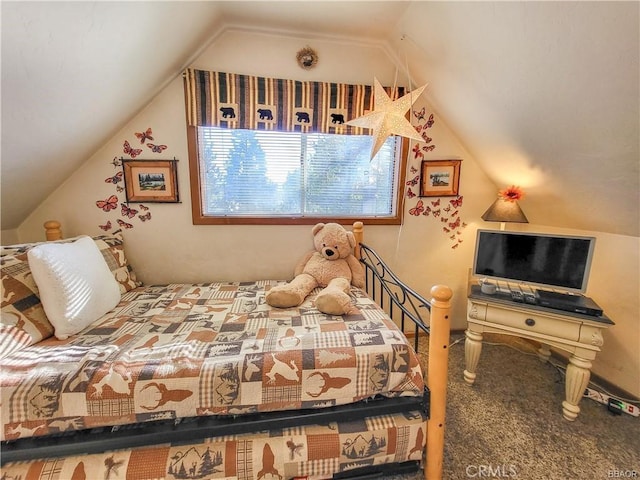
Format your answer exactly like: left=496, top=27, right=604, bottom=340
left=184, top=69, right=405, bottom=134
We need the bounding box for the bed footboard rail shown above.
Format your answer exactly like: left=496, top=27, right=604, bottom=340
left=426, top=282, right=452, bottom=480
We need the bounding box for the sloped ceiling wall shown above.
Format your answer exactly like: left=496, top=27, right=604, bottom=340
left=1, top=1, right=225, bottom=229
left=2, top=1, right=638, bottom=236
left=394, top=1, right=639, bottom=237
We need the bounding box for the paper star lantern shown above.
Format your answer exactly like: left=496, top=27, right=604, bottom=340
left=347, top=78, right=428, bottom=159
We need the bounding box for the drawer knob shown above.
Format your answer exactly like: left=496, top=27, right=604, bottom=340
left=525, top=318, right=536, bottom=327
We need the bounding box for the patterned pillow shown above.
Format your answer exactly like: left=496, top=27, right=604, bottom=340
left=1, top=250, right=55, bottom=346
left=0, top=324, right=34, bottom=359
left=90, top=231, right=141, bottom=294
left=1, top=230, right=140, bottom=347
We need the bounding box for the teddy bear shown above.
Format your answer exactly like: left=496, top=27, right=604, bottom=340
left=265, top=222, right=365, bottom=315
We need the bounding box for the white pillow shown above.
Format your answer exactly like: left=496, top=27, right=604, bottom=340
left=27, top=236, right=121, bottom=340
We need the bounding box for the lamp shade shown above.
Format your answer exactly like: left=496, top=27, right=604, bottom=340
left=481, top=198, right=528, bottom=223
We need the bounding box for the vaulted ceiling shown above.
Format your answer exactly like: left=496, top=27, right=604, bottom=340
left=2, top=1, right=638, bottom=236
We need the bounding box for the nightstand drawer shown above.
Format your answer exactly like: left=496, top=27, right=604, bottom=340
left=469, top=301, right=581, bottom=341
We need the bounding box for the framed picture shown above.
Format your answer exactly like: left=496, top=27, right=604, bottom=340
left=419, top=160, right=462, bottom=197
left=122, top=159, right=179, bottom=203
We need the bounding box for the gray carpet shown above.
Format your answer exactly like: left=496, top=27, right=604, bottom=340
left=390, top=333, right=639, bottom=480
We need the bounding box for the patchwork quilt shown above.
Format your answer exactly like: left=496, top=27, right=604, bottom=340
left=2, top=409, right=427, bottom=480
left=1, top=282, right=424, bottom=442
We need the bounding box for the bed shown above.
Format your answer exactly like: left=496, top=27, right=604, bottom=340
left=0, top=221, right=451, bottom=480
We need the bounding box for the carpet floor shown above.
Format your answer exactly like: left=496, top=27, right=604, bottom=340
left=389, top=333, right=639, bottom=480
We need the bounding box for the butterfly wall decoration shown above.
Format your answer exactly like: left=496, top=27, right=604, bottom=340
left=105, top=172, right=123, bottom=184
left=120, top=203, right=138, bottom=219
left=409, top=200, right=424, bottom=216
left=95, top=127, right=171, bottom=231
left=96, top=195, right=118, bottom=212
left=405, top=175, right=419, bottom=187
left=413, top=107, right=426, bottom=122
left=123, top=140, right=142, bottom=158
left=404, top=109, right=468, bottom=248
left=147, top=143, right=167, bottom=153
left=117, top=219, right=133, bottom=229
left=134, top=128, right=153, bottom=144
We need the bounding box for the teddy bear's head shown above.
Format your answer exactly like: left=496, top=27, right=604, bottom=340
left=311, top=223, right=356, bottom=261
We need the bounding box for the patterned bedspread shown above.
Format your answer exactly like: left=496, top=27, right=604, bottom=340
left=2, top=409, right=427, bottom=480
left=1, top=281, right=424, bottom=441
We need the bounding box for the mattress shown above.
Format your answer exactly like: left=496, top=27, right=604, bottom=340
left=1, top=281, right=424, bottom=442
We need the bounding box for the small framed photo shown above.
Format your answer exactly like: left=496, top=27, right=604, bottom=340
left=122, top=159, right=179, bottom=203
left=420, top=160, right=462, bottom=197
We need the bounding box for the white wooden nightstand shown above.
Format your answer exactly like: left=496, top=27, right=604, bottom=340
left=464, top=277, right=614, bottom=421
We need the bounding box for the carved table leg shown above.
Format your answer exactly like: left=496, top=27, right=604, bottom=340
left=562, top=355, right=592, bottom=421
left=464, top=329, right=483, bottom=385
left=537, top=344, right=551, bottom=363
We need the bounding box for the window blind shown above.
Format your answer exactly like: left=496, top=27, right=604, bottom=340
left=197, top=127, right=400, bottom=218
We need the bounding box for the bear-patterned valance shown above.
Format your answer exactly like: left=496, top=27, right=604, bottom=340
left=183, top=69, right=405, bottom=135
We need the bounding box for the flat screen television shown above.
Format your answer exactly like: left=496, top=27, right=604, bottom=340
left=473, top=230, right=596, bottom=293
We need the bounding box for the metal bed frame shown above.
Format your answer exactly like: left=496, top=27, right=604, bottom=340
left=2, top=222, right=452, bottom=480
left=359, top=243, right=431, bottom=353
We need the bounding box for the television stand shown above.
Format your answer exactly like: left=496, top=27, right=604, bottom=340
left=464, top=276, right=614, bottom=421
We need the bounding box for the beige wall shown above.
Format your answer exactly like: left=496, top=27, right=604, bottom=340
left=17, top=28, right=495, bottom=323
left=1, top=229, right=19, bottom=245
left=516, top=224, right=640, bottom=397
left=14, top=28, right=639, bottom=397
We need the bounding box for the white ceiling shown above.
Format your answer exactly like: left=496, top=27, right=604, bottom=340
left=2, top=1, right=638, bottom=236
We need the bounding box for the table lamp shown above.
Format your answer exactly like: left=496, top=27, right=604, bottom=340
left=481, top=186, right=528, bottom=230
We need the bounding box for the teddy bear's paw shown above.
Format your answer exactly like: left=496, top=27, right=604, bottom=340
left=265, top=288, right=304, bottom=309
left=315, top=291, right=352, bottom=316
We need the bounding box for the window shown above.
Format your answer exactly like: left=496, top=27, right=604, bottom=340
left=188, top=126, right=408, bottom=225
left=184, top=69, right=410, bottom=225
